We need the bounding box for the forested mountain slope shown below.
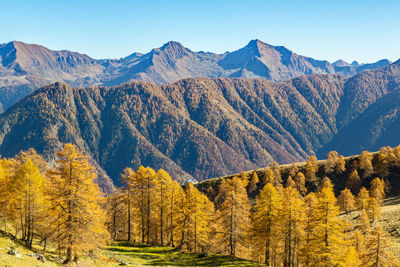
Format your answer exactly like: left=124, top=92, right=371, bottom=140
left=0, top=60, right=399, bottom=187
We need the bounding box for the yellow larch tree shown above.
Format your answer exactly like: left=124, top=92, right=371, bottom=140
left=11, top=159, right=45, bottom=247
left=281, top=186, right=304, bottom=267
left=305, top=155, right=318, bottom=182
left=356, top=187, right=370, bottom=210
left=367, top=197, right=381, bottom=222
left=310, top=183, right=348, bottom=266
left=215, top=176, right=251, bottom=257
left=0, top=158, right=15, bottom=233
left=362, top=224, right=399, bottom=267
left=47, top=143, right=108, bottom=263
left=347, top=169, right=362, bottom=194
left=165, top=179, right=185, bottom=247
left=359, top=151, right=374, bottom=178
left=370, top=177, right=386, bottom=204
left=155, top=169, right=173, bottom=245
left=248, top=172, right=259, bottom=193
left=120, top=167, right=136, bottom=242
left=325, top=151, right=346, bottom=174
left=298, top=192, right=318, bottom=266
left=337, top=188, right=356, bottom=214
left=179, top=182, right=214, bottom=253
left=251, top=182, right=282, bottom=265
left=294, top=171, right=307, bottom=195
left=358, top=209, right=371, bottom=234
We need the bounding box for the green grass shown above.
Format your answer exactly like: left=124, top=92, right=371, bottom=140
left=106, top=241, right=263, bottom=266
left=0, top=231, right=263, bottom=266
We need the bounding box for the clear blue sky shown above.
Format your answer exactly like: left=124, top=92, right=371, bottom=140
left=1, top=0, right=399, bottom=63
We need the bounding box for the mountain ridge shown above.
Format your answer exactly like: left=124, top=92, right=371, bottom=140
left=0, top=39, right=393, bottom=112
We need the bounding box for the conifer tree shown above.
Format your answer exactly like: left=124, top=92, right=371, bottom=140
left=215, top=176, right=251, bottom=257
left=325, top=151, right=345, bottom=174
left=248, top=172, right=259, bottom=193
left=310, top=183, right=348, bottom=266
left=105, top=191, right=126, bottom=240
left=166, top=180, right=185, bottom=247
left=305, top=155, right=318, bottom=182
left=359, top=151, right=374, bottom=179
left=281, top=186, right=304, bottom=267
left=352, top=229, right=367, bottom=263
left=338, top=188, right=356, bottom=214
left=363, top=225, right=399, bottom=266
left=251, top=183, right=282, bottom=265
left=263, top=168, right=275, bottom=184
left=294, top=171, right=307, bottom=195
left=11, top=159, right=45, bottom=247
left=0, top=158, right=14, bottom=233
left=370, top=177, right=386, bottom=204
left=298, top=192, right=317, bottom=266
left=285, top=176, right=296, bottom=188
left=343, top=246, right=362, bottom=266
left=47, top=144, right=108, bottom=263
left=121, top=167, right=136, bottom=242
left=358, top=209, right=371, bottom=234
left=347, top=170, right=362, bottom=194
left=179, top=183, right=214, bottom=253
left=356, top=187, right=370, bottom=210
left=367, top=198, right=381, bottom=222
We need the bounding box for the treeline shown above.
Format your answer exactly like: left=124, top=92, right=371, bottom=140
left=0, top=144, right=108, bottom=264
left=0, top=144, right=400, bottom=266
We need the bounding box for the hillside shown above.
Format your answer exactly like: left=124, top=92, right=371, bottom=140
left=0, top=60, right=399, bottom=187
left=0, top=39, right=392, bottom=112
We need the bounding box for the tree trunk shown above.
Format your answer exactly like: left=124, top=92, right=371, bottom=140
left=127, top=194, right=131, bottom=242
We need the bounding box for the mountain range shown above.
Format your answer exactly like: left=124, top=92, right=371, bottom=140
left=0, top=39, right=392, bottom=112
left=0, top=59, right=399, bottom=191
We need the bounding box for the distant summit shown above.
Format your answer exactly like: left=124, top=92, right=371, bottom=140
left=0, top=39, right=394, bottom=112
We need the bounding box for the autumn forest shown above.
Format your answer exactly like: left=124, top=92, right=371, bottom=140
left=0, top=143, right=399, bottom=266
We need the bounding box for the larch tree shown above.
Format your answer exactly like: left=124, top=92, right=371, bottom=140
left=310, top=184, right=348, bottom=266
left=251, top=183, right=282, bottom=265
left=352, top=229, right=367, bottom=264
left=215, top=176, right=251, bottom=257
left=305, top=155, right=318, bottom=182
left=105, top=190, right=126, bottom=240
left=343, top=246, right=362, bottom=267
left=281, top=186, right=304, bottom=267
left=363, top=224, right=399, bottom=267
left=356, top=187, right=370, bottom=210
left=263, top=168, right=275, bottom=185
left=166, top=180, right=185, bottom=247
left=358, top=209, right=371, bottom=234
left=325, top=151, right=346, bottom=174
left=337, top=188, right=356, bottom=214
left=179, top=183, right=214, bottom=253
left=347, top=170, right=362, bottom=194
left=294, top=171, right=307, bottom=195
left=298, top=192, right=318, bottom=266
left=155, top=169, right=173, bottom=245
left=248, top=172, right=259, bottom=193
left=0, top=158, right=14, bottom=233
left=367, top=198, right=381, bottom=222
left=47, top=144, right=108, bottom=263
left=370, top=177, right=386, bottom=204
left=120, top=167, right=136, bottom=242
left=359, top=151, right=374, bottom=179
left=11, top=159, right=45, bottom=247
